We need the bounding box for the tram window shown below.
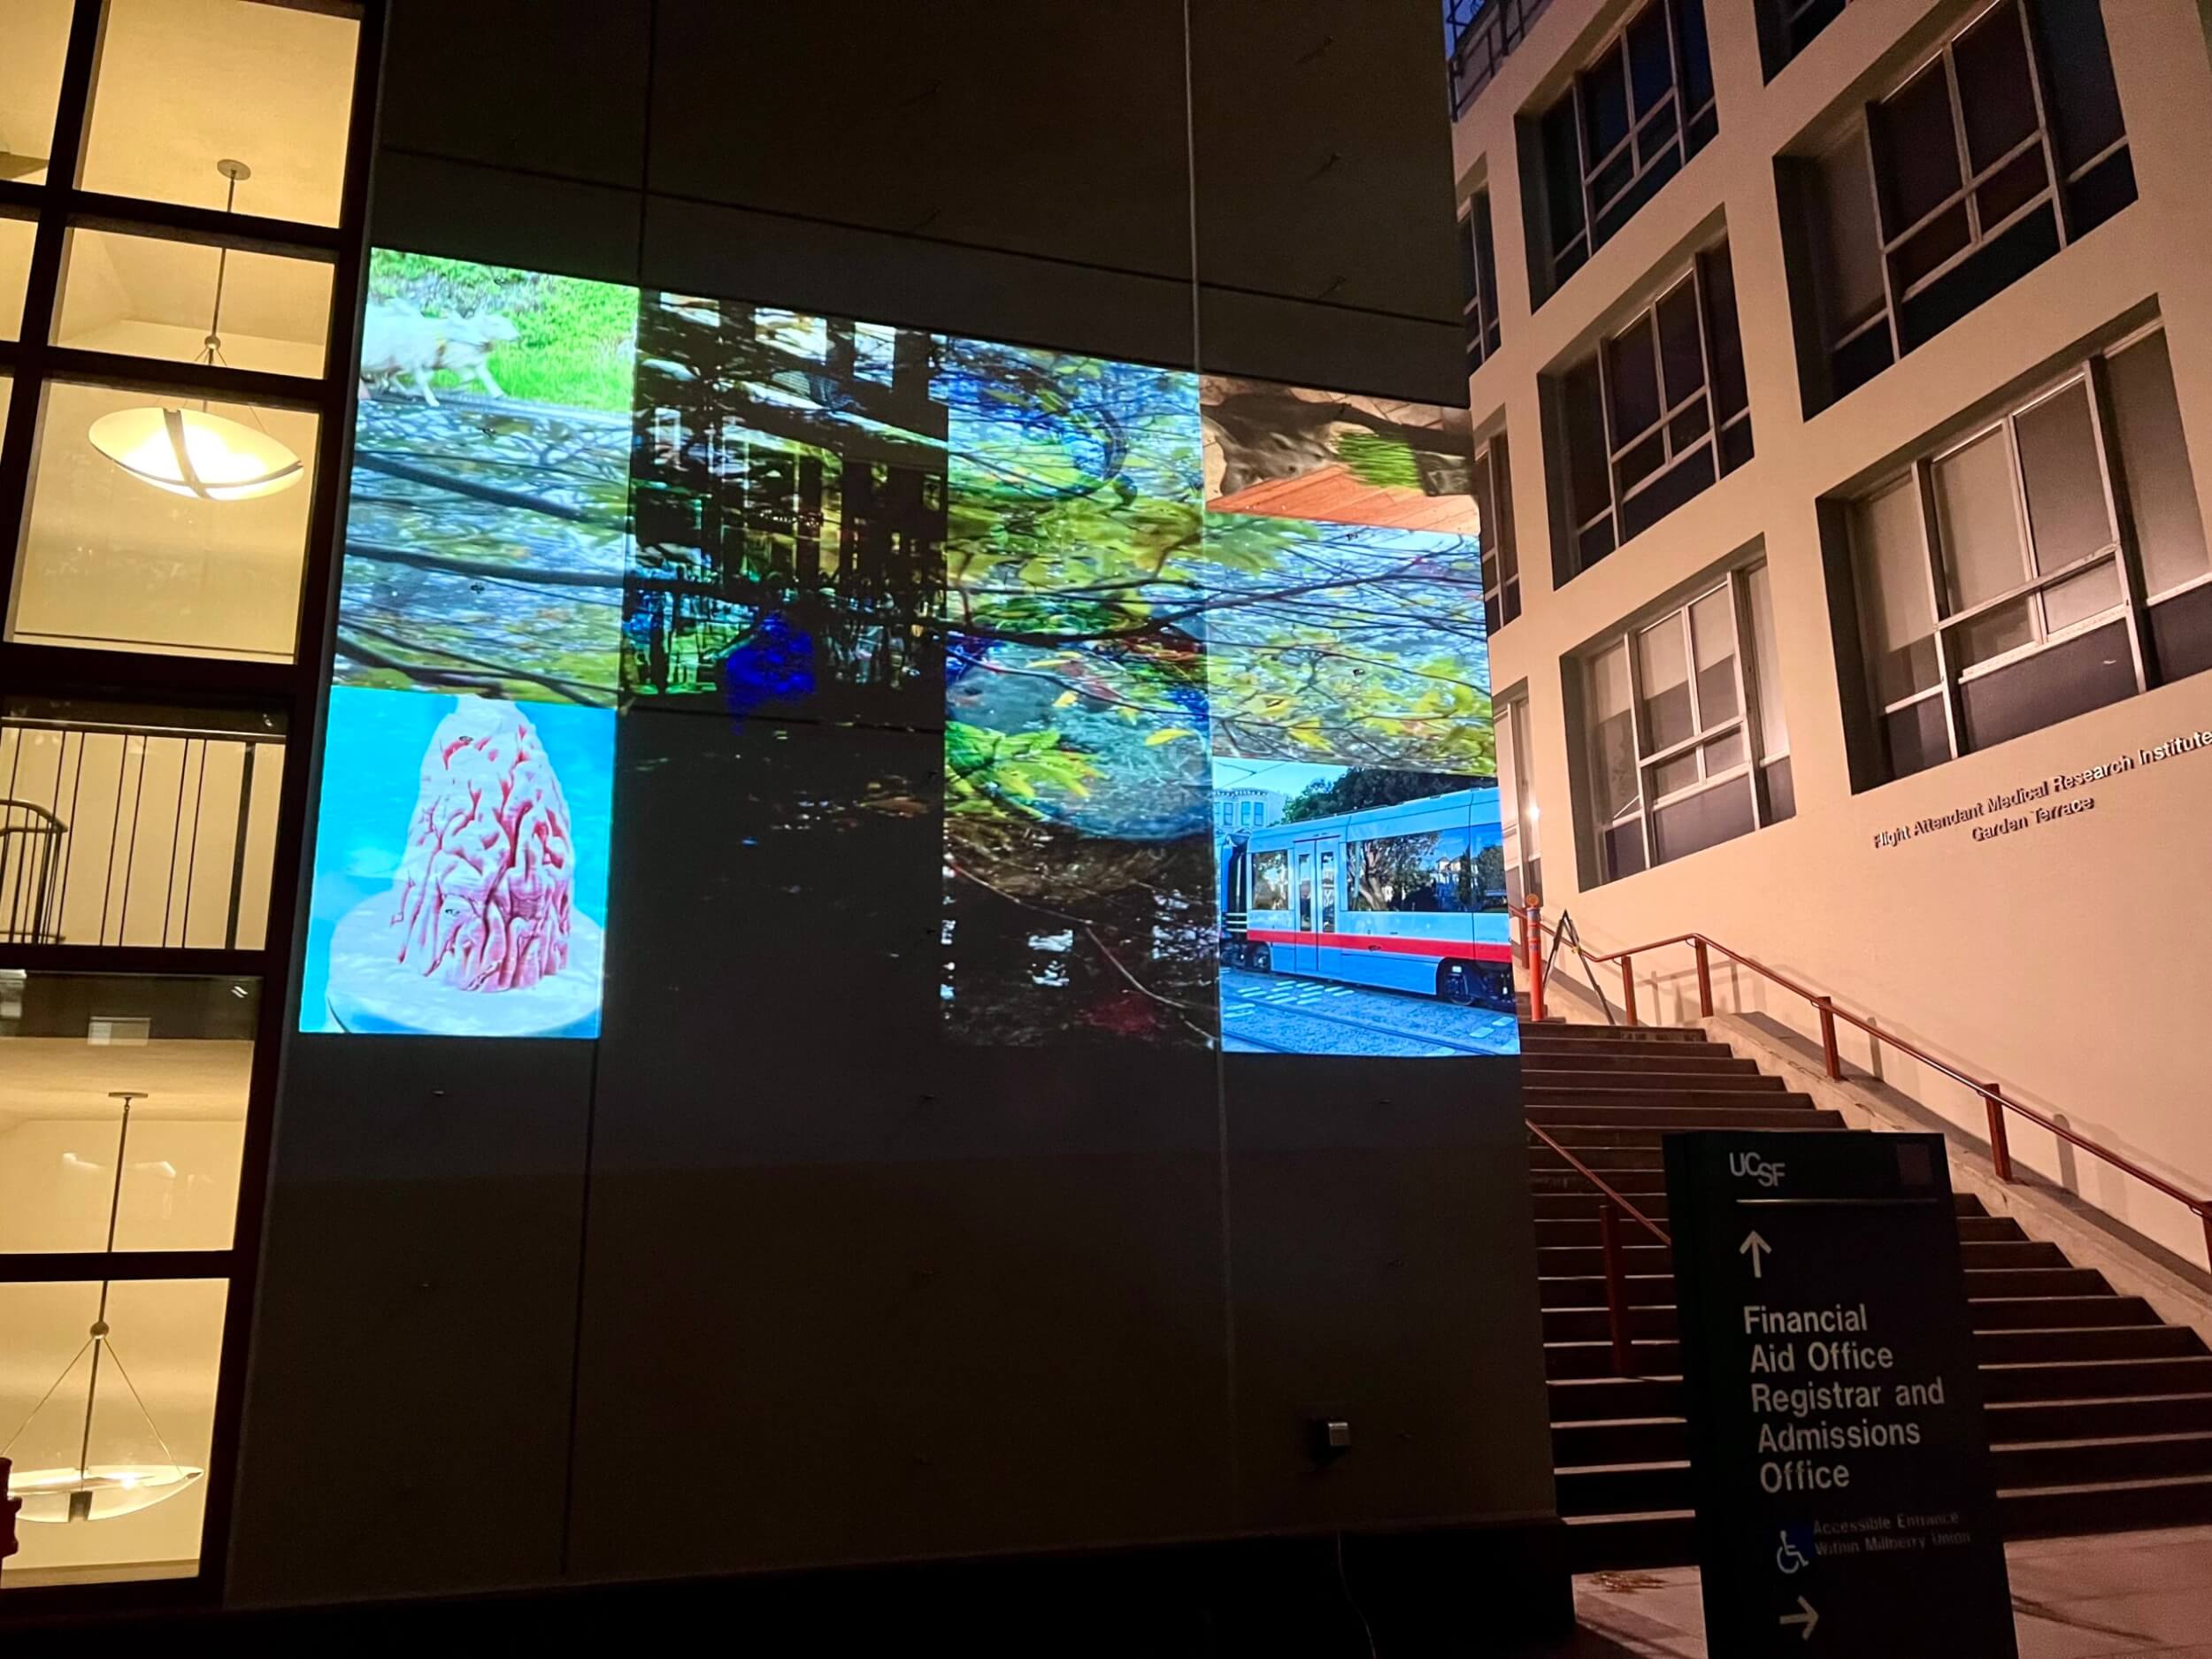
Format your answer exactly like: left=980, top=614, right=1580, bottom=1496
left=1349, top=828, right=1480, bottom=913
left=1318, top=853, right=1337, bottom=932
left=1251, top=849, right=1289, bottom=910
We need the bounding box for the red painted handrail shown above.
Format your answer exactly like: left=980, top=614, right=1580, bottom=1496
left=1527, top=1119, right=1671, bottom=1377
left=1510, top=899, right=2212, bottom=1269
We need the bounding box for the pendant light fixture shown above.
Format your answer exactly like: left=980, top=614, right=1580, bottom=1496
left=2, top=1092, right=205, bottom=1526
left=86, top=159, right=303, bottom=503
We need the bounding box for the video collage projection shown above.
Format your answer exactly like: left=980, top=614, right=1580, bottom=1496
left=301, top=252, right=1516, bottom=1059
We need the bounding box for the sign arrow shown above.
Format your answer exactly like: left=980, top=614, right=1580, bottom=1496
left=1740, top=1230, right=1772, bottom=1279
left=1780, top=1596, right=1819, bottom=1640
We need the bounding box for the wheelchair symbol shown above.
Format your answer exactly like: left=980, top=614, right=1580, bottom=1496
left=1776, top=1532, right=1811, bottom=1575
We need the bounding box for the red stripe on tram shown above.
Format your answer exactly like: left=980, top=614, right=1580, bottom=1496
left=1246, top=928, right=1514, bottom=964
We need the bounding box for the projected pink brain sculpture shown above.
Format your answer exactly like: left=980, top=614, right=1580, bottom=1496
left=390, top=699, right=574, bottom=991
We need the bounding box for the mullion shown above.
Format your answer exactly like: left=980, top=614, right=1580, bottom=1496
left=2009, top=0, right=2072, bottom=246
left=1914, top=460, right=1968, bottom=765
left=1995, top=410, right=2051, bottom=646
left=2082, top=351, right=2156, bottom=692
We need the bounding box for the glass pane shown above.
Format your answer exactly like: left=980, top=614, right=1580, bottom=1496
left=1959, top=619, right=2132, bottom=751
left=2107, top=332, right=2210, bottom=598
left=1652, top=774, right=1754, bottom=864
left=2042, top=561, right=2122, bottom=634
left=0, top=1278, right=225, bottom=1587
left=0, top=0, right=73, bottom=182
left=1701, top=243, right=1747, bottom=419
left=1816, top=132, right=1887, bottom=335
left=1975, top=145, right=2048, bottom=228
left=1588, top=641, right=1640, bottom=823
left=1636, top=613, right=1694, bottom=749
left=1885, top=695, right=1952, bottom=778
left=1934, top=427, right=2026, bottom=611
left=1542, top=95, right=1588, bottom=244
left=1957, top=594, right=2037, bottom=667
left=1656, top=279, right=1705, bottom=407
left=1744, top=563, right=1788, bottom=758
left=1, top=212, right=35, bottom=341
left=56, top=228, right=333, bottom=378
left=2026, top=0, right=2125, bottom=175
left=1704, top=726, right=1747, bottom=775
left=1675, top=0, right=1715, bottom=114
left=1, top=698, right=284, bottom=949
left=1652, top=750, right=1699, bottom=798
left=2015, top=381, right=2113, bottom=572
left=9, top=381, right=319, bottom=661
left=1952, top=3, right=2039, bottom=174
left=1627, top=4, right=1675, bottom=116
left=1564, top=357, right=1612, bottom=524
left=1690, top=587, right=1740, bottom=724
left=1873, top=63, right=1963, bottom=236
left=0, top=970, right=256, bottom=1251
left=81, top=0, right=359, bottom=227
left=1607, top=313, right=1663, bottom=442
left=1891, top=204, right=1970, bottom=293
left=1581, top=45, right=1632, bottom=161
left=1855, top=476, right=1939, bottom=705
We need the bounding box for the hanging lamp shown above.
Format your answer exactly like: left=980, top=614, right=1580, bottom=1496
left=3, top=1092, right=205, bottom=1525
left=86, top=159, right=303, bottom=503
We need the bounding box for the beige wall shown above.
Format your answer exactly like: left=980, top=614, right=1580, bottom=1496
left=1455, top=0, right=2212, bottom=1263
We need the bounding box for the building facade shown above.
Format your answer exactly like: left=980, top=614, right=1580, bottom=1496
left=1451, top=0, right=2212, bottom=1262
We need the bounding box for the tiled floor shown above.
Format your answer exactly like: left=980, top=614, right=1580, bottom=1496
left=1562, top=1526, right=2212, bottom=1657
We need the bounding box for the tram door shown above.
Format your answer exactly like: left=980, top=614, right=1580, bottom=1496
left=1290, top=843, right=1319, bottom=973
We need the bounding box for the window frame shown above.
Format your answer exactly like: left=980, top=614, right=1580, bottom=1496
left=1845, top=321, right=2208, bottom=782
left=1582, top=563, right=1789, bottom=882
left=1476, top=426, right=1518, bottom=632
left=1810, top=0, right=2133, bottom=403
left=0, top=0, right=383, bottom=1616
left=1536, top=0, right=1717, bottom=296
left=1561, top=240, right=1751, bottom=572
left=1461, top=187, right=1502, bottom=375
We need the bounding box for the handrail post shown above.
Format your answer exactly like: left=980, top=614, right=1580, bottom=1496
left=1692, top=938, right=1712, bottom=1018
left=1599, top=1200, right=1632, bottom=1377
left=1526, top=896, right=1546, bottom=1025
left=1984, top=1084, right=2013, bottom=1183
left=1816, top=996, right=1840, bottom=1081
left=1620, top=955, right=1638, bottom=1027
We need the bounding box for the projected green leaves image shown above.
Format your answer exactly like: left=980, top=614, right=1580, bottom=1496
left=939, top=342, right=1217, bottom=1046
left=337, top=251, right=637, bottom=707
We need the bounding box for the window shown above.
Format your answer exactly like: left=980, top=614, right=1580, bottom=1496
left=55, top=228, right=335, bottom=378
left=0, top=0, right=73, bottom=185
left=1786, top=0, right=2134, bottom=410
left=1496, top=692, right=1542, bottom=903
left=1759, top=0, right=1849, bottom=78
left=1532, top=0, right=1715, bottom=300
left=1476, top=428, right=1519, bottom=631
left=1839, top=326, right=2208, bottom=783
left=1555, top=240, right=1749, bottom=575
left=1461, top=188, right=1502, bottom=375
left=1579, top=563, right=1792, bottom=882
left=1251, top=849, right=1289, bottom=910
left=1348, top=826, right=1501, bottom=913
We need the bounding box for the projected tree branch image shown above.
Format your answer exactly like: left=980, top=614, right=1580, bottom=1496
left=299, top=250, right=1512, bottom=1057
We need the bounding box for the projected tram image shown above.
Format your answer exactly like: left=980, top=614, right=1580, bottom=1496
left=1212, top=760, right=1516, bottom=1057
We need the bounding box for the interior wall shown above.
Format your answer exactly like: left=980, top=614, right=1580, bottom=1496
left=232, top=0, right=1555, bottom=1617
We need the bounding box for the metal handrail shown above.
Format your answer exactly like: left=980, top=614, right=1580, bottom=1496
left=1527, top=1119, right=1670, bottom=1377
left=1510, top=898, right=2212, bottom=1269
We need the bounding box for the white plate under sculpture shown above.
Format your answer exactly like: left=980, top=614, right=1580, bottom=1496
left=326, top=900, right=604, bottom=1037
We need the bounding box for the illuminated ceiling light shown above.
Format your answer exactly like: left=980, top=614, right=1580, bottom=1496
left=86, top=158, right=301, bottom=503
left=4, top=1093, right=205, bottom=1526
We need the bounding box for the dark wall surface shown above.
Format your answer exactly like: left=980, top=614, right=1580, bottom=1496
left=231, top=0, right=1555, bottom=1622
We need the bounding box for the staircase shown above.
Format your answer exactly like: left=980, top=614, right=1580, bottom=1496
left=1526, top=1019, right=2212, bottom=1571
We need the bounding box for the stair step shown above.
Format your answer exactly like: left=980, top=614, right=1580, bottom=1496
left=1522, top=1068, right=1786, bottom=1093
left=1522, top=1051, right=1762, bottom=1075
left=1548, top=1376, right=1685, bottom=1422
left=1555, top=1460, right=1691, bottom=1517
left=1524, top=1087, right=1823, bottom=1110
left=1543, top=1297, right=2161, bottom=1345
left=1547, top=1339, right=1681, bottom=1380
left=1999, top=1471, right=2212, bottom=1539
left=1995, top=1430, right=2212, bottom=1488
left=1536, top=1265, right=2108, bottom=1311
left=1531, top=1238, right=2065, bottom=1277
left=1554, top=1417, right=1689, bottom=1467
left=1990, top=1394, right=2212, bottom=1441
left=1518, top=1024, right=1712, bottom=1043
left=1524, top=1123, right=1844, bottom=1149
left=1562, top=1509, right=1696, bottom=1572
left=1529, top=1144, right=1667, bottom=1171
left=1980, top=1354, right=2212, bottom=1400
left=1978, top=1325, right=2204, bottom=1363
left=1526, top=1102, right=1841, bottom=1130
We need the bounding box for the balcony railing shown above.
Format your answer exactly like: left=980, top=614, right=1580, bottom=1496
left=0, top=711, right=283, bottom=951
left=1448, top=0, right=1554, bottom=115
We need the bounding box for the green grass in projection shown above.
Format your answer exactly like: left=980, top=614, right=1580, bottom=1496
left=366, top=250, right=637, bottom=411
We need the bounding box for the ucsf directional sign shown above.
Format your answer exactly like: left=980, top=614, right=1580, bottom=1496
left=1664, top=1130, right=2017, bottom=1656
